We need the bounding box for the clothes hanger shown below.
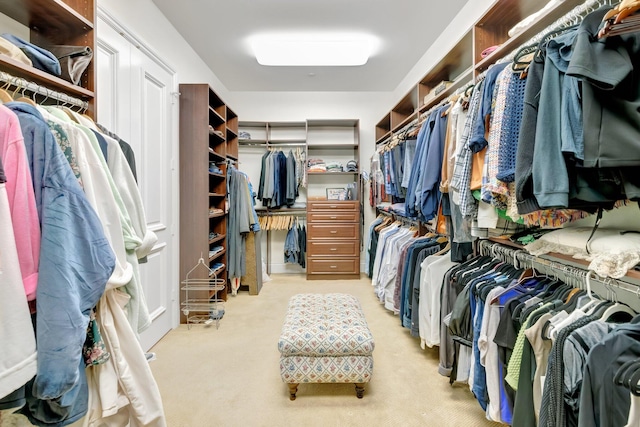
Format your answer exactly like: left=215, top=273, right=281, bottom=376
left=614, top=359, right=640, bottom=388
left=13, top=84, right=37, bottom=107
left=576, top=270, right=602, bottom=313
left=597, top=277, right=637, bottom=321
left=0, top=79, right=13, bottom=103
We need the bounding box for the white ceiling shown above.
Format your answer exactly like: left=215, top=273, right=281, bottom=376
left=151, top=0, right=470, bottom=92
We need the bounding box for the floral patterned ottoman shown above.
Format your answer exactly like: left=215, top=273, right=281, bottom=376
left=278, top=293, right=375, bottom=400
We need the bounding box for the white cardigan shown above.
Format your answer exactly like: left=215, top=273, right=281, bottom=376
left=0, top=182, right=37, bottom=399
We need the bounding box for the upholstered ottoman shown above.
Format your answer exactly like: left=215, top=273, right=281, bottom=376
left=278, top=293, right=375, bottom=400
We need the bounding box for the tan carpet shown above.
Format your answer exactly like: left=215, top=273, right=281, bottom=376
left=150, top=274, right=501, bottom=427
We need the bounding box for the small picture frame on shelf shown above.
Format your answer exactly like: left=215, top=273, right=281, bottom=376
left=326, top=188, right=346, bottom=200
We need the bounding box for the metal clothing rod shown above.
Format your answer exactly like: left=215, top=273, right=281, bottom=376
left=0, top=71, right=89, bottom=111
left=479, top=239, right=640, bottom=312
left=256, top=210, right=307, bottom=216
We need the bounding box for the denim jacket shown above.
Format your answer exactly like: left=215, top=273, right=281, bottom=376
left=7, top=103, right=115, bottom=425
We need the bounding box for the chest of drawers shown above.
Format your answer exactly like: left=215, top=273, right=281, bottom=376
left=306, top=201, right=360, bottom=280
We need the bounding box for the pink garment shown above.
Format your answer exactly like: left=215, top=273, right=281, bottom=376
left=0, top=105, right=40, bottom=300
left=481, top=45, right=500, bottom=58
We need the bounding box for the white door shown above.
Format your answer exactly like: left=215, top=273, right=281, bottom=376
left=97, top=10, right=179, bottom=351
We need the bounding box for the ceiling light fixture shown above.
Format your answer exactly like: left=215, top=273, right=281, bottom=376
left=250, top=33, right=376, bottom=66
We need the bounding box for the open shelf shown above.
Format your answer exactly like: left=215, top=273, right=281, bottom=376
left=419, top=67, right=474, bottom=114
left=0, top=54, right=94, bottom=99
left=208, top=248, right=226, bottom=262
left=474, top=0, right=584, bottom=73
left=208, top=150, right=225, bottom=162
left=0, top=0, right=93, bottom=34
left=307, top=171, right=359, bottom=176
left=391, top=90, right=418, bottom=131
left=209, top=131, right=225, bottom=145
left=375, top=113, right=391, bottom=144
left=208, top=234, right=226, bottom=245
left=209, top=106, right=225, bottom=125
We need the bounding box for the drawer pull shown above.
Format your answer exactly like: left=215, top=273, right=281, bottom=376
left=330, top=216, right=337, bottom=219
left=329, top=205, right=337, bottom=208
left=330, top=248, right=337, bottom=251
left=330, top=231, right=337, bottom=234
left=330, top=266, right=337, bottom=269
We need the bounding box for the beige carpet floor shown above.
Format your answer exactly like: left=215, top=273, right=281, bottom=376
left=150, top=274, right=501, bottom=427
left=1, top=274, right=502, bottom=427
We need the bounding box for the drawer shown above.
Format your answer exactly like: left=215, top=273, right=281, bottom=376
left=308, top=241, right=358, bottom=256
left=308, top=211, right=359, bottom=223
left=308, top=224, right=359, bottom=240
left=308, top=201, right=359, bottom=212
left=308, top=258, right=359, bottom=274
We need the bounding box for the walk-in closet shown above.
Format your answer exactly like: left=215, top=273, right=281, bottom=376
left=2, top=0, right=640, bottom=425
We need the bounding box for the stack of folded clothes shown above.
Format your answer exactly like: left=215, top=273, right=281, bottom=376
left=307, top=158, right=326, bottom=172
left=326, top=161, right=344, bottom=172
left=1, top=33, right=60, bottom=77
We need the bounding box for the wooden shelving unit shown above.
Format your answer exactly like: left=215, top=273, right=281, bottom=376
left=179, top=83, right=238, bottom=314
left=0, top=0, right=96, bottom=116
left=474, top=0, right=584, bottom=73
left=375, top=0, right=585, bottom=146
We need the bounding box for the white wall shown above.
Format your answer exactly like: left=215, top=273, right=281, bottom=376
left=99, top=0, right=229, bottom=99
left=391, top=0, right=495, bottom=101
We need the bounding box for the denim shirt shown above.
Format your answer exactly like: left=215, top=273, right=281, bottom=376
left=7, top=103, right=115, bottom=425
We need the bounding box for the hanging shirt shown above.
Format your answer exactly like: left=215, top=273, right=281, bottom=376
left=8, top=102, right=115, bottom=426
left=0, top=104, right=40, bottom=301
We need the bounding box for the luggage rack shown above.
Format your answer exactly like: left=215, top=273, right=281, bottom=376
left=181, top=256, right=226, bottom=329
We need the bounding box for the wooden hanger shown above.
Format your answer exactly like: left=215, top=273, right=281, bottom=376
left=433, top=241, right=451, bottom=256
left=14, top=86, right=36, bottom=107
left=60, top=106, right=80, bottom=123
left=0, top=81, right=12, bottom=103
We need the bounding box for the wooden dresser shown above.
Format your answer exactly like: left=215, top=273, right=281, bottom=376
left=306, top=201, right=360, bottom=280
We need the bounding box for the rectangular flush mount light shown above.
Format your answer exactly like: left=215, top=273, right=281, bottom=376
left=251, top=34, right=374, bottom=66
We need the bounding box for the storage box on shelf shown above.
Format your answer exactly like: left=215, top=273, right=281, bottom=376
left=418, top=31, right=473, bottom=113
left=180, top=83, right=237, bottom=320
left=0, top=0, right=96, bottom=115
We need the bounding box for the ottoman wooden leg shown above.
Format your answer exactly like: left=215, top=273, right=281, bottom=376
left=355, top=383, right=365, bottom=399
left=288, top=383, right=299, bottom=401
